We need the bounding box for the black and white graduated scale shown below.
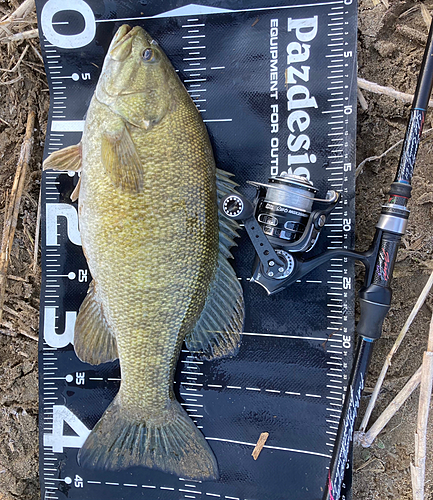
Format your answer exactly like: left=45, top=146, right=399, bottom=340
left=36, top=1, right=357, bottom=499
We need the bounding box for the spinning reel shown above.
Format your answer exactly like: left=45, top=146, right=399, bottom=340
left=221, top=173, right=364, bottom=295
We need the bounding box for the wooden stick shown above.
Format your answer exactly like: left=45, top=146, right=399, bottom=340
left=0, top=27, right=38, bottom=43
left=0, top=110, right=35, bottom=324
left=358, top=271, right=433, bottom=433
left=356, top=365, right=423, bottom=448
left=0, top=0, right=35, bottom=25
left=252, top=432, right=269, bottom=460
left=32, top=186, right=41, bottom=274
left=357, top=87, right=368, bottom=110
left=420, top=3, right=432, bottom=29
left=410, top=313, right=433, bottom=500
left=357, top=77, right=433, bottom=107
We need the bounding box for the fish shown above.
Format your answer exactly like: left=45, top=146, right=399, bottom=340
left=43, top=24, right=244, bottom=480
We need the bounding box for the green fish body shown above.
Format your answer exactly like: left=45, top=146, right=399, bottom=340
left=43, top=25, right=244, bottom=480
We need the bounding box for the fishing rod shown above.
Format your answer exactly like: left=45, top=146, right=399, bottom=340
left=322, top=21, right=433, bottom=500
left=220, top=20, right=433, bottom=500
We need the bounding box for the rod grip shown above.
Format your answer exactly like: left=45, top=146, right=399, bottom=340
left=356, top=285, right=391, bottom=340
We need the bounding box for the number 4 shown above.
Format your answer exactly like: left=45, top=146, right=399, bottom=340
left=44, top=405, right=90, bottom=453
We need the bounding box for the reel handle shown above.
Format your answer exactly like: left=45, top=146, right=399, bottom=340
left=219, top=194, right=289, bottom=281
left=220, top=193, right=254, bottom=220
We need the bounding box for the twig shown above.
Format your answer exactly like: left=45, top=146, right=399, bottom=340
left=0, top=110, right=36, bottom=324
left=420, top=3, right=432, bottom=29
left=358, top=271, right=433, bottom=434
left=0, top=27, right=38, bottom=43
left=0, top=44, right=28, bottom=73
left=356, top=127, right=433, bottom=177
left=32, top=186, right=41, bottom=274
left=356, top=365, right=423, bottom=447
left=0, top=73, right=22, bottom=86
left=370, top=0, right=389, bottom=8
left=29, top=42, right=43, bottom=64
left=354, top=457, right=385, bottom=473
left=357, top=87, right=368, bottom=110
left=357, top=77, right=433, bottom=107
left=17, top=329, right=38, bottom=341
left=6, top=275, right=28, bottom=282
left=22, top=61, right=45, bottom=75
left=0, top=0, right=35, bottom=25
left=252, top=432, right=269, bottom=460
left=410, top=313, right=433, bottom=500
left=396, top=25, right=428, bottom=45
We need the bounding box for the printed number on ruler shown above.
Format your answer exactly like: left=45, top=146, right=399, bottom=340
left=44, top=405, right=90, bottom=452
left=41, top=0, right=96, bottom=49
left=44, top=203, right=81, bottom=348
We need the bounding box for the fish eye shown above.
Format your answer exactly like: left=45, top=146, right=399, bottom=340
left=142, top=48, right=154, bottom=62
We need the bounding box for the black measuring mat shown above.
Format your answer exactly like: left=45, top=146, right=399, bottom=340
left=36, top=1, right=357, bottom=499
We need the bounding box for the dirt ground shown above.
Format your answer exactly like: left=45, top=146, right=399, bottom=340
left=0, top=1, right=433, bottom=499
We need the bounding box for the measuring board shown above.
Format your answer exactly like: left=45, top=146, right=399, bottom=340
left=36, top=1, right=357, bottom=499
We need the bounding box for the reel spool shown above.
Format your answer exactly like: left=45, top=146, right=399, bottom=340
left=250, top=174, right=322, bottom=249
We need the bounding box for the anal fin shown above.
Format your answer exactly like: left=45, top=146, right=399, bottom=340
left=74, top=281, right=118, bottom=365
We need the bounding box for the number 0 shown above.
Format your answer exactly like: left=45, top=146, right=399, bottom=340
left=41, top=0, right=96, bottom=49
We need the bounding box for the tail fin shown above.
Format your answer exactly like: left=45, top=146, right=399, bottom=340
left=77, top=394, right=219, bottom=480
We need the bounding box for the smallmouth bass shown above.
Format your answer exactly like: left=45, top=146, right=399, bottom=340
left=43, top=25, right=244, bottom=480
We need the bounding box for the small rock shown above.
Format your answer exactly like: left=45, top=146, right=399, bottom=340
left=416, top=192, right=433, bottom=205
left=374, top=40, right=396, bottom=58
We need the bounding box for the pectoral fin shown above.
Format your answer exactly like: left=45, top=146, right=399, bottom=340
left=43, top=143, right=82, bottom=172
left=101, top=125, right=143, bottom=193
left=185, top=168, right=244, bottom=360
left=74, top=281, right=118, bottom=365
left=70, top=176, right=81, bottom=202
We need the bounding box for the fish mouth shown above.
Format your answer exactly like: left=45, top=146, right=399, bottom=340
left=109, top=25, right=136, bottom=61
left=109, top=25, right=154, bottom=62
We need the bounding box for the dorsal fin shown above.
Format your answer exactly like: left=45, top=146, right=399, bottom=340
left=185, top=168, right=244, bottom=359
